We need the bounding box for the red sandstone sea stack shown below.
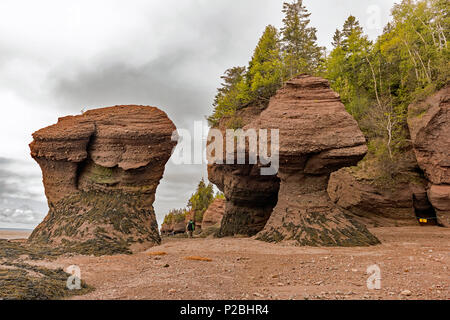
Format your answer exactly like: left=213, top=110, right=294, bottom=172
left=28, top=105, right=177, bottom=255
left=208, top=75, right=380, bottom=246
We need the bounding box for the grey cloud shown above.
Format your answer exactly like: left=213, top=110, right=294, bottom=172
left=154, top=163, right=208, bottom=224
left=50, top=52, right=214, bottom=129
left=0, top=157, right=47, bottom=228
left=0, top=157, right=14, bottom=165
left=0, top=169, right=39, bottom=199
left=0, top=197, right=47, bottom=227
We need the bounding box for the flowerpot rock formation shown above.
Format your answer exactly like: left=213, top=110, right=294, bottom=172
left=28, top=105, right=177, bottom=255
left=208, top=75, right=380, bottom=246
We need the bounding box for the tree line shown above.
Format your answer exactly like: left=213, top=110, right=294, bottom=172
left=207, top=0, right=324, bottom=127
left=163, top=179, right=223, bottom=226
left=208, top=0, right=448, bottom=173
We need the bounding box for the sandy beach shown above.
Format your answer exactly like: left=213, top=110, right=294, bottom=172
left=0, top=229, right=32, bottom=240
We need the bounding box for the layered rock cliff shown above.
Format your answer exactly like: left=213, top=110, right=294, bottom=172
left=408, top=86, right=450, bottom=226
left=160, top=221, right=186, bottom=235
left=201, top=198, right=225, bottom=230
left=208, top=75, right=379, bottom=246
left=28, top=105, right=177, bottom=254
left=328, top=152, right=434, bottom=227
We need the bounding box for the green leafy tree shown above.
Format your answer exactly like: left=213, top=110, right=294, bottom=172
left=342, top=15, right=362, bottom=39
left=215, top=192, right=225, bottom=200
left=326, top=16, right=372, bottom=120
left=326, top=0, right=449, bottom=169
left=207, top=1, right=328, bottom=126
left=207, top=25, right=283, bottom=126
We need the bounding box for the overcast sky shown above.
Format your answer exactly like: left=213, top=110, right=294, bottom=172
left=0, top=0, right=397, bottom=229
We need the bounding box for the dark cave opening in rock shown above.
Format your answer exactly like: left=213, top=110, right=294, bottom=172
left=212, top=164, right=281, bottom=237
left=413, top=194, right=439, bottom=226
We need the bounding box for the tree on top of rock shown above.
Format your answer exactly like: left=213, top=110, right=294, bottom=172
left=208, top=66, right=247, bottom=126
left=281, top=0, right=324, bottom=77
left=246, top=25, right=283, bottom=105
left=326, top=15, right=372, bottom=119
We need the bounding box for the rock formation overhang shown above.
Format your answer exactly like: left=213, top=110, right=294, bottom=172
left=328, top=154, right=433, bottom=228
left=28, top=105, right=177, bottom=255
left=208, top=75, right=380, bottom=246
left=408, top=86, right=450, bottom=226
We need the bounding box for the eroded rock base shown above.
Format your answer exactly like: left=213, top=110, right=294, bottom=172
left=29, top=191, right=160, bottom=255
left=257, top=173, right=380, bottom=246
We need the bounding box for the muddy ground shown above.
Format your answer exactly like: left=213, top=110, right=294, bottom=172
left=9, top=226, right=445, bottom=300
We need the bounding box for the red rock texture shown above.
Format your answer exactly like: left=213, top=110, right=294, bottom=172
left=328, top=170, right=429, bottom=227
left=208, top=75, right=379, bottom=246
left=207, top=105, right=281, bottom=237
left=160, top=221, right=190, bottom=236
left=408, top=86, right=450, bottom=226
left=28, top=105, right=177, bottom=254
left=327, top=149, right=439, bottom=227
left=252, top=76, right=378, bottom=246
left=201, top=198, right=225, bottom=229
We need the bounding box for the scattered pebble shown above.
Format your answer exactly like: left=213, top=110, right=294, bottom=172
left=401, top=290, right=412, bottom=296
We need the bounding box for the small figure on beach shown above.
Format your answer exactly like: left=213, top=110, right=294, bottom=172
left=186, top=220, right=195, bottom=238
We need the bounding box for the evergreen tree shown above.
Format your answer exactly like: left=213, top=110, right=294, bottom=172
left=246, top=25, right=283, bottom=104
left=332, top=29, right=343, bottom=48
left=208, top=66, right=247, bottom=126
left=342, top=15, right=362, bottom=38
left=327, top=15, right=372, bottom=119
left=163, top=208, right=187, bottom=225
left=188, top=178, right=215, bottom=223
left=281, top=0, right=323, bottom=76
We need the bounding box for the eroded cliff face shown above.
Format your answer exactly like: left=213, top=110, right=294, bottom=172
left=408, top=86, right=450, bottom=226
left=208, top=75, right=379, bottom=246
left=28, top=105, right=177, bottom=255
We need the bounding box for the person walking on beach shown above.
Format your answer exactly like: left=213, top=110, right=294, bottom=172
left=187, top=219, right=195, bottom=238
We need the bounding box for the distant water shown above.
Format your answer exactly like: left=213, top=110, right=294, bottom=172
left=0, top=228, right=33, bottom=232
